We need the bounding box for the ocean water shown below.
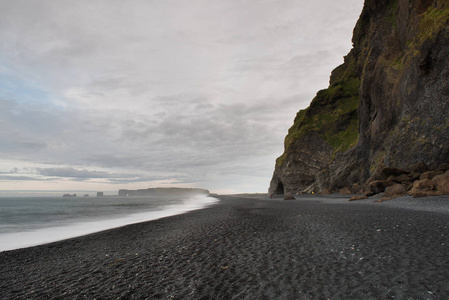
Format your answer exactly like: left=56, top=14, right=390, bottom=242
left=0, top=194, right=218, bottom=252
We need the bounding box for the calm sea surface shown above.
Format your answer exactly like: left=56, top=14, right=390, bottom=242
left=0, top=194, right=218, bottom=252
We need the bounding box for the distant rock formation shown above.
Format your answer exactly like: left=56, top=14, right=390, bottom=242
left=270, top=0, right=449, bottom=196
left=63, top=194, right=77, bottom=197
left=118, top=188, right=210, bottom=197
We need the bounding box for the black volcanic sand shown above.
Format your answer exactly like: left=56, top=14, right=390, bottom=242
left=1, top=195, right=449, bottom=299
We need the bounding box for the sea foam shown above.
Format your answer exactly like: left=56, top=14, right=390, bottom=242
left=0, top=194, right=218, bottom=252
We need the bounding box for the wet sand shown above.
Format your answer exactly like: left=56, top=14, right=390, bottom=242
left=1, top=194, right=449, bottom=299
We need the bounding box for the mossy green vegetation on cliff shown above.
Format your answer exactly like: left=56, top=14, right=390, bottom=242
left=385, top=0, right=399, bottom=28
left=420, top=2, right=449, bottom=36
left=403, top=1, right=449, bottom=60
left=388, top=0, right=449, bottom=71
left=276, top=56, right=360, bottom=166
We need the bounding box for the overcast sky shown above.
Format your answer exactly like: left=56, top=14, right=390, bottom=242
left=0, top=0, right=364, bottom=194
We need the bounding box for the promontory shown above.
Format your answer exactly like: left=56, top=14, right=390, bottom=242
left=270, top=0, right=449, bottom=198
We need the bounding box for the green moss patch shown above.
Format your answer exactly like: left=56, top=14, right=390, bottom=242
left=276, top=58, right=360, bottom=167
left=385, top=0, right=399, bottom=28
left=405, top=1, right=449, bottom=56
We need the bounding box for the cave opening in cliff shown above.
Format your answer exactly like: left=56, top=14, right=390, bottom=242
left=274, top=180, right=284, bottom=195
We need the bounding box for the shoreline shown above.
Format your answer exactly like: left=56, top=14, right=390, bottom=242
left=0, top=194, right=219, bottom=253
left=1, top=194, right=449, bottom=298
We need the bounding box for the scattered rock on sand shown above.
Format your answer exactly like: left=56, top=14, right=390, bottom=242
left=411, top=179, right=436, bottom=191
left=379, top=184, right=407, bottom=202
left=409, top=162, right=428, bottom=174
left=321, top=188, right=330, bottom=195
left=420, top=170, right=444, bottom=180
left=409, top=172, right=422, bottom=181
left=361, top=164, right=449, bottom=200
left=351, top=183, right=365, bottom=195
left=437, top=163, right=449, bottom=172
left=389, top=173, right=411, bottom=184
left=409, top=190, right=443, bottom=198
left=349, top=195, right=368, bottom=201
left=368, top=180, right=394, bottom=195
left=408, top=179, right=441, bottom=198
left=339, top=187, right=352, bottom=195
left=284, top=195, right=296, bottom=200
left=433, top=171, right=449, bottom=194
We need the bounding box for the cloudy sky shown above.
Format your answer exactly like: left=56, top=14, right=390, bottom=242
left=0, top=0, right=364, bottom=194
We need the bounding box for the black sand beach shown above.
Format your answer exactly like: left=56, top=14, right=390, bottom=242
left=1, top=194, right=449, bottom=299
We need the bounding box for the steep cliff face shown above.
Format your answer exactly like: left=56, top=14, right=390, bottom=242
left=270, top=0, right=449, bottom=195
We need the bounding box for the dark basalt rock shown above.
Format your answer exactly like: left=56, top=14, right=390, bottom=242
left=369, top=180, right=395, bottom=195
left=438, top=163, right=449, bottom=172
left=408, top=162, right=429, bottom=174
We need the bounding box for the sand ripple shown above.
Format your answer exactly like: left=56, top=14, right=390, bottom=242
left=1, top=195, right=449, bottom=299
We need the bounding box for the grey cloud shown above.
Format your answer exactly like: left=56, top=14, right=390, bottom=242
left=35, top=166, right=164, bottom=185
left=281, top=51, right=336, bottom=70
left=0, top=140, right=47, bottom=152
left=37, top=167, right=110, bottom=179
left=0, top=0, right=364, bottom=192
left=0, top=175, right=57, bottom=181
left=0, top=168, right=20, bottom=175
left=106, top=176, right=174, bottom=185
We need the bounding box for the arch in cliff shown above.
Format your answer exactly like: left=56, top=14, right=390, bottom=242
left=273, top=180, right=284, bottom=195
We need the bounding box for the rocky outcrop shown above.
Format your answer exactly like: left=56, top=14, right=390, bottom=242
left=270, top=0, right=449, bottom=195
left=408, top=169, right=449, bottom=197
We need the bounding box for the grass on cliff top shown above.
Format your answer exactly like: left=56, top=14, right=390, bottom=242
left=276, top=63, right=360, bottom=167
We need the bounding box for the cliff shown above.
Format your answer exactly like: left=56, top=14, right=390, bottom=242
left=270, top=0, right=449, bottom=195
